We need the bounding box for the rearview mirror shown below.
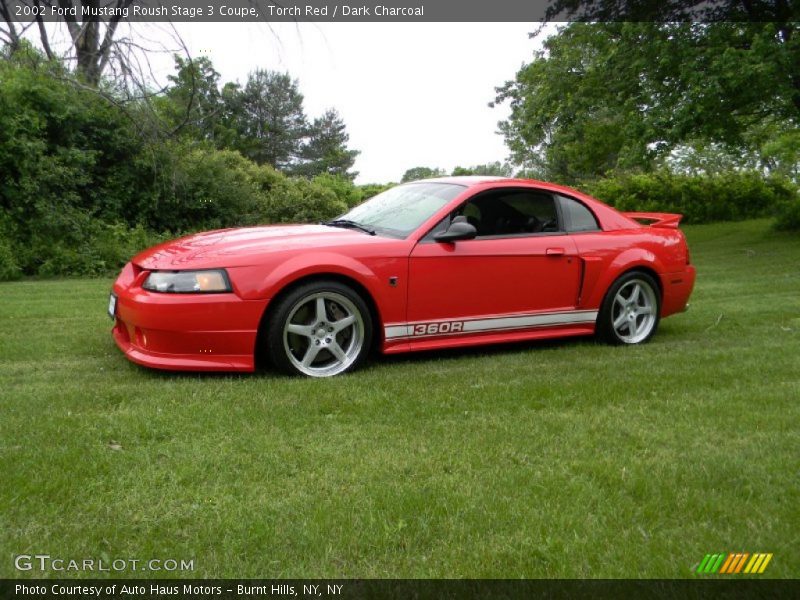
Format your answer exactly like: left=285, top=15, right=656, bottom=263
left=434, top=218, right=477, bottom=243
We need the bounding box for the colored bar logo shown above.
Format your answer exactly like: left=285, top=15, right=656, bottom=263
left=697, top=553, right=773, bottom=574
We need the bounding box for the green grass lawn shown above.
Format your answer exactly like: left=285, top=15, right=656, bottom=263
left=1, top=219, right=798, bottom=579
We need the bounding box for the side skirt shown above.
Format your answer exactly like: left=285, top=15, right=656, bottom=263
left=381, top=309, right=598, bottom=354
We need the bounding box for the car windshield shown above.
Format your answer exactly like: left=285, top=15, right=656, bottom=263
left=335, top=182, right=465, bottom=238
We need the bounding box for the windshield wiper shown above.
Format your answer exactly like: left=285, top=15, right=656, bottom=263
left=322, top=219, right=376, bottom=236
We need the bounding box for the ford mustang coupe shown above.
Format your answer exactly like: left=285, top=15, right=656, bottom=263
left=109, top=176, right=695, bottom=377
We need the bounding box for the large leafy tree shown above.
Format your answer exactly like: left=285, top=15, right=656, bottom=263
left=230, top=70, right=307, bottom=169
left=495, top=23, right=656, bottom=182
left=294, top=109, right=359, bottom=179
left=496, top=19, right=800, bottom=182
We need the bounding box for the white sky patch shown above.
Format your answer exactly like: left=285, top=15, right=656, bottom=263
left=166, top=22, right=552, bottom=183
left=30, top=22, right=553, bottom=183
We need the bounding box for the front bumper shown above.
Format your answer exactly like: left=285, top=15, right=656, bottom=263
left=111, top=265, right=269, bottom=372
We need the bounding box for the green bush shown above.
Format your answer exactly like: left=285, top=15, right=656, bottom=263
left=0, top=54, right=373, bottom=280
left=91, top=222, right=173, bottom=273
left=312, top=173, right=364, bottom=209
left=357, top=182, right=393, bottom=202
left=0, top=51, right=161, bottom=278
left=10, top=214, right=169, bottom=279
left=0, top=214, right=21, bottom=280
left=583, top=170, right=798, bottom=224
left=0, top=51, right=148, bottom=226
left=773, top=197, right=800, bottom=231
left=260, top=177, right=347, bottom=224
left=145, top=143, right=268, bottom=231
left=0, top=236, right=21, bottom=280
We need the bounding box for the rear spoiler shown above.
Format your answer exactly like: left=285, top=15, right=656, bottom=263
left=623, top=212, right=683, bottom=229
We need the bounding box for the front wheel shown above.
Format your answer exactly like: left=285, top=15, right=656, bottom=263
left=597, top=272, right=661, bottom=345
left=265, top=280, right=373, bottom=377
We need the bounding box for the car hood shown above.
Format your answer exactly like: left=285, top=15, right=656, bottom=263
left=133, top=224, right=384, bottom=270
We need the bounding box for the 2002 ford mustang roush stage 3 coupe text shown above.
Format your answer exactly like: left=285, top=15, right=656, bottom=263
left=109, top=176, right=696, bottom=377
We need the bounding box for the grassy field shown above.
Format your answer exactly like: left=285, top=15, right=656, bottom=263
left=1, top=219, right=798, bottom=579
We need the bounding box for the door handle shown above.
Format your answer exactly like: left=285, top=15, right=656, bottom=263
left=546, top=247, right=565, bottom=256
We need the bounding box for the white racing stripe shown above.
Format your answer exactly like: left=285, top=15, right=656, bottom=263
left=385, top=324, right=415, bottom=339
left=385, top=309, right=598, bottom=340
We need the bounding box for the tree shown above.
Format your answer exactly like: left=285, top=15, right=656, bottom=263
left=451, top=162, right=514, bottom=177
left=401, top=166, right=446, bottom=182
left=0, top=0, right=142, bottom=87
left=294, top=109, right=359, bottom=179
left=495, top=20, right=800, bottom=182
left=495, top=23, right=655, bottom=183
left=229, top=70, right=307, bottom=169
left=159, top=55, right=225, bottom=142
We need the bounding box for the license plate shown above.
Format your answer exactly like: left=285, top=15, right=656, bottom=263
left=108, top=293, right=117, bottom=319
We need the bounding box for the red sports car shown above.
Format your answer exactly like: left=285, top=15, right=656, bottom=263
left=110, top=176, right=695, bottom=377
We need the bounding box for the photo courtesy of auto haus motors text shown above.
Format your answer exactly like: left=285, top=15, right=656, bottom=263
left=13, top=583, right=346, bottom=598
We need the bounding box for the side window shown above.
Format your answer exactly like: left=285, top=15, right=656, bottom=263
left=455, top=190, right=561, bottom=237
left=559, top=195, right=600, bottom=232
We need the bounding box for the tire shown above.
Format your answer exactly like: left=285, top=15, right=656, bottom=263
left=596, top=271, right=661, bottom=345
left=265, top=280, right=373, bottom=377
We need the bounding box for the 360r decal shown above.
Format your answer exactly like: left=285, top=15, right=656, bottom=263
left=411, top=321, right=464, bottom=336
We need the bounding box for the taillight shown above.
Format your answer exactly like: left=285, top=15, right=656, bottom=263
left=679, top=232, right=691, bottom=265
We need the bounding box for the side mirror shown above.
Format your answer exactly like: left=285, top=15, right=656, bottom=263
left=434, top=218, right=477, bottom=243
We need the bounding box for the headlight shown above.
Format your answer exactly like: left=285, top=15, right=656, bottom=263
left=142, top=270, right=232, bottom=293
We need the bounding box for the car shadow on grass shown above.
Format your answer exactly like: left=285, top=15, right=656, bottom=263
left=376, top=334, right=598, bottom=368
left=124, top=326, right=685, bottom=381
left=122, top=335, right=594, bottom=381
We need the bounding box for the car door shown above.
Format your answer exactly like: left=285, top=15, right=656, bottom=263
left=406, top=188, right=583, bottom=335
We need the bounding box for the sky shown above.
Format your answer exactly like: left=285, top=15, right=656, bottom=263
left=151, top=22, right=552, bottom=183
left=32, top=21, right=552, bottom=183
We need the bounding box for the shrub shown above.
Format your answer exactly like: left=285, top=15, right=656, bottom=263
left=774, top=197, right=800, bottom=231
left=0, top=214, right=21, bottom=281
left=357, top=182, right=393, bottom=202
left=10, top=214, right=169, bottom=279
left=142, top=145, right=356, bottom=230
left=144, top=143, right=267, bottom=231
left=583, top=170, right=798, bottom=224
left=260, top=177, right=347, bottom=224
left=312, top=173, right=364, bottom=208
left=0, top=53, right=148, bottom=229
left=0, top=236, right=21, bottom=281
left=91, top=222, right=173, bottom=273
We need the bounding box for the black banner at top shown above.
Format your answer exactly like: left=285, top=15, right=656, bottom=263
left=2, top=0, right=797, bottom=23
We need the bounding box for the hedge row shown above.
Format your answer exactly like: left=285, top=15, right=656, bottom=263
left=1, top=56, right=797, bottom=282
left=583, top=170, right=798, bottom=224
left=0, top=56, right=387, bottom=280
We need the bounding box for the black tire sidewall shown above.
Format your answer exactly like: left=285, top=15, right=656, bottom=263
left=597, top=271, right=661, bottom=345
left=265, top=280, right=373, bottom=376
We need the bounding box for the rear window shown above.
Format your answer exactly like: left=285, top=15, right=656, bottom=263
left=559, top=195, right=600, bottom=232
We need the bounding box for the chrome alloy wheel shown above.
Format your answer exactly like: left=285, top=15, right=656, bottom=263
left=282, top=291, right=364, bottom=377
left=611, top=278, right=658, bottom=344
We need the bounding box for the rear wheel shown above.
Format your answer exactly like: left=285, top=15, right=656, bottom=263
left=597, top=272, right=661, bottom=345
left=266, top=280, right=372, bottom=377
